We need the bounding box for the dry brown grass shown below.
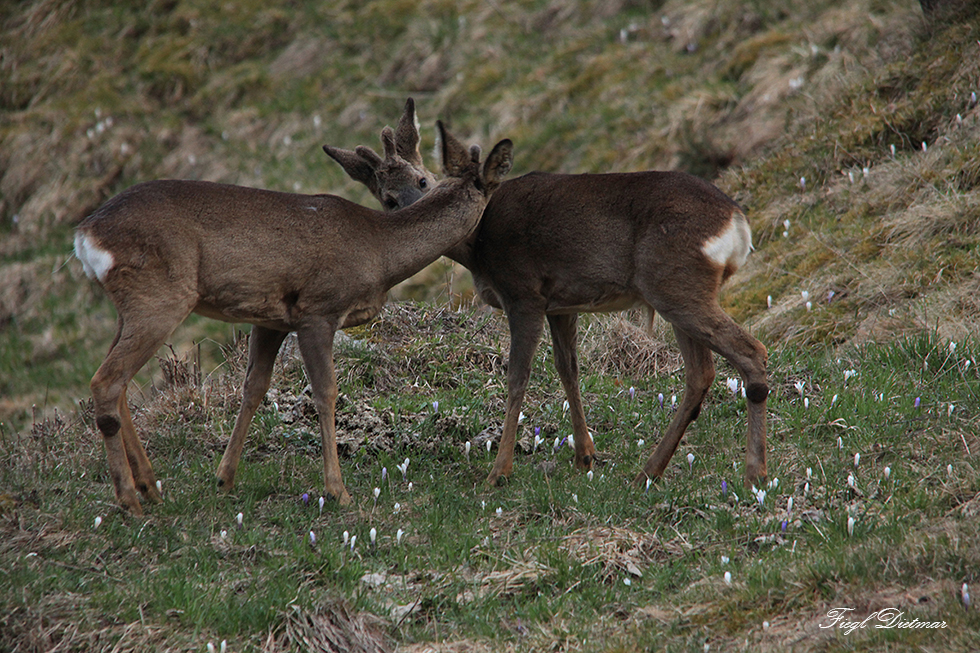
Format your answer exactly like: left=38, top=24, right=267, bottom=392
left=263, top=601, right=394, bottom=653
left=1, top=592, right=395, bottom=653
left=561, top=524, right=691, bottom=582
left=0, top=592, right=198, bottom=653
left=581, top=312, right=683, bottom=381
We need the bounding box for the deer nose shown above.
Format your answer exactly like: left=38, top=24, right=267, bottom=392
left=396, top=187, right=425, bottom=209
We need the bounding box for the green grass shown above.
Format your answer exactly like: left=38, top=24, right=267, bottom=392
left=2, top=304, right=979, bottom=651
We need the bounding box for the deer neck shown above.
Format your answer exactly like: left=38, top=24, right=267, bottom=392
left=442, top=234, right=477, bottom=270
left=377, top=180, right=484, bottom=287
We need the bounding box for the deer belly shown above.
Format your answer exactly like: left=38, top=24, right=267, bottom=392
left=546, top=293, right=645, bottom=315
left=192, top=295, right=293, bottom=329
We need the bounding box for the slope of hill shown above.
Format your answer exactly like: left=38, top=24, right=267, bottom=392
left=1, top=0, right=977, bottom=423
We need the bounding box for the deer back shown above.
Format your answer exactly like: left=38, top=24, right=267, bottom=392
left=471, top=171, right=747, bottom=310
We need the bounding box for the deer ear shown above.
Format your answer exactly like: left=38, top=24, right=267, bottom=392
left=323, top=145, right=381, bottom=195
left=394, top=97, right=423, bottom=165
left=353, top=145, right=384, bottom=169
left=482, top=139, right=514, bottom=190
left=437, top=121, right=470, bottom=177
left=381, top=126, right=397, bottom=161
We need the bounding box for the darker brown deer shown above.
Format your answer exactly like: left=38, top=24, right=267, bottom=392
left=75, top=121, right=513, bottom=514
left=331, top=106, right=768, bottom=491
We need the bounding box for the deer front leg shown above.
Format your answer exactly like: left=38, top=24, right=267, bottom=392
left=487, top=308, right=545, bottom=486
left=216, top=326, right=289, bottom=491
left=547, top=313, right=595, bottom=470
left=297, top=322, right=351, bottom=506
left=634, top=327, right=714, bottom=486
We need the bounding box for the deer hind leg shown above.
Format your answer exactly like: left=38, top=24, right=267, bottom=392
left=118, top=389, right=162, bottom=504
left=91, top=322, right=159, bottom=504
left=635, top=326, right=715, bottom=486
left=708, top=317, right=768, bottom=488
left=487, top=308, right=545, bottom=486
left=547, top=313, right=595, bottom=470
left=296, top=321, right=351, bottom=506
left=91, top=307, right=189, bottom=514
left=654, top=303, right=768, bottom=488
left=216, top=326, right=289, bottom=491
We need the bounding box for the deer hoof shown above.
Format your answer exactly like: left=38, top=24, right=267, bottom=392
left=486, top=471, right=509, bottom=487
left=324, top=489, right=352, bottom=507
left=138, top=481, right=163, bottom=504
left=631, top=472, right=657, bottom=489
left=118, top=492, right=143, bottom=516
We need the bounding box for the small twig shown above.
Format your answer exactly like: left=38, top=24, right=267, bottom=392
left=957, top=429, right=971, bottom=456
left=37, top=555, right=122, bottom=583
left=809, top=522, right=829, bottom=542
left=393, top=593, right=423, bottom=630
left=561, top=580, right=583, bottom=596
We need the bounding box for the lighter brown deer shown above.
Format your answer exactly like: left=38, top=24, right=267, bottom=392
left=76, top=120, right=512, bottom=514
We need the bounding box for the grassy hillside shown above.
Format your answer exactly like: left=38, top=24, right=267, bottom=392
left=2, top=0, right=980, bottom=650
left=4, top=0, right=978, bottom=427
left=2, top=305, right=979, bottom=651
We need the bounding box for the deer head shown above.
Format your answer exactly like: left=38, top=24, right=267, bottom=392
left=437, top=120, right=512, bottom=197
left=322, top=98, right=437, bottom=211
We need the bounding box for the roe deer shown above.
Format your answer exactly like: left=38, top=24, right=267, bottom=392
left=331, top=107, right=768, bottom=491
left=75, top=121, right=513, bottom=514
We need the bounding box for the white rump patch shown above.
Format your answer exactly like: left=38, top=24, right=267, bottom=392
left=702, top=212, right=752, bottom=269
left=74, top=231, right=115, bottom=282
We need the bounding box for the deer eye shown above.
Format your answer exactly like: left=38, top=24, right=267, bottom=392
left=418, top=178, right=427, bottom=189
